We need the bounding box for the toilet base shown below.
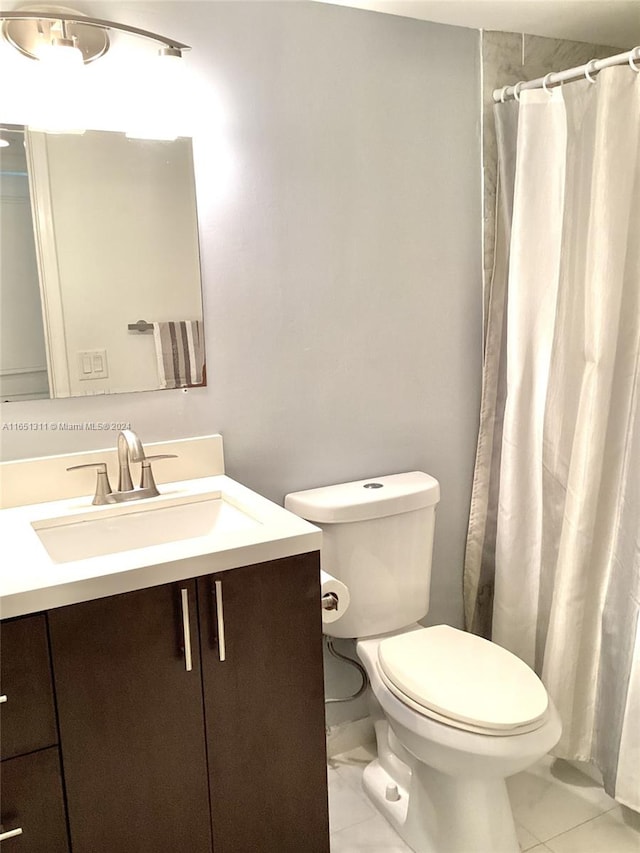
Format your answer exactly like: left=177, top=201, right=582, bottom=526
left=363, top=730, right=520, bottom=853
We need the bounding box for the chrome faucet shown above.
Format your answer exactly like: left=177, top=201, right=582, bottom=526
left=67, top=430, right=177, bottom=505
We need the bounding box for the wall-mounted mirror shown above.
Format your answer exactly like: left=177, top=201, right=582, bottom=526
left=0, top=125, right=206, bottom=402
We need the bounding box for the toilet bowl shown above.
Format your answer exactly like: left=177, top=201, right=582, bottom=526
left=357, top=628, right=561, bottom=853
left=284, top=473, right=562, bottom=853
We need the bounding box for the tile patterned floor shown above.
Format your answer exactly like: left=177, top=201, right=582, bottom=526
left=328, top=746, right=640, bottom=853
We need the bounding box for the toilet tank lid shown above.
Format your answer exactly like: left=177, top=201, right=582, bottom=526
left=284, top=471, right=440, bottom=523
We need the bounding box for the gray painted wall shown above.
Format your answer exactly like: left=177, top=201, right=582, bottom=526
left=0, top=2, right=482, bottom=724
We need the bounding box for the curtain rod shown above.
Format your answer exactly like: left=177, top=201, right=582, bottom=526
left=493, top=46, right=640, bottom=102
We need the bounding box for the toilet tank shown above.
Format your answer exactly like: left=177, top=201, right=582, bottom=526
left=284, top=472, right=440, bottom=639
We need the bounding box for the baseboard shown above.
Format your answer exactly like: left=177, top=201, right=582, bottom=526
left=326, top=716, right=375, bottom=758
left=567, top=759, right=604, bottom=785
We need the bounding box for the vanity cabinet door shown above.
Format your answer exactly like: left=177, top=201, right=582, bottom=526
left=48, top=581, right=212, bottom=853
left=0, top=614, right=58, bottom=760
left=198, top=552, right=330, bottom=853
left=0, top=747, right=69, bottom=853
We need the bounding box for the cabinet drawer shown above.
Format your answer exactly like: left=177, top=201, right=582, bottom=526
left=0, top=747, right=69, bottom=852
left=0, top=615, right=57, bottom=760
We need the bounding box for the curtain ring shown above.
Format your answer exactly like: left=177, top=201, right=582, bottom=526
left=499, top=85, right=510, bottom=103
left=542, top=72, right=555, bottom=95
left=584, top=59, right=598, bottom=83
left=629, top=47, right=640, bottom=72
left=513, top=81, right=525, bottom=102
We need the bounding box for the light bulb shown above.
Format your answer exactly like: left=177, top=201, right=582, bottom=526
left=35, top=40, right=84, bottom=70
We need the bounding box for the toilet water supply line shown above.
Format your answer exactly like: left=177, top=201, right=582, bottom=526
left=324, top=638, right=369, bottom=704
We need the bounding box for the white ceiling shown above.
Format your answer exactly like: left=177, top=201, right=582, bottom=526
left=314, top=1, right=640, bottom=49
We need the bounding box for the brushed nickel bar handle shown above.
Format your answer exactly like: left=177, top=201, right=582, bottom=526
left=0, top=827, right=24, bottom=841
left=180, top=588, right=193, bottom=672
left=214, top=580, right=226, bottom=662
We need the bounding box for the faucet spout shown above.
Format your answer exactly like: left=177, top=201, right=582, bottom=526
left=117, top=429, right=145, bottom=491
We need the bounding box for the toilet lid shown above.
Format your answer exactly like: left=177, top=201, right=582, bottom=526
left=378, top=625, right=549, bottom=731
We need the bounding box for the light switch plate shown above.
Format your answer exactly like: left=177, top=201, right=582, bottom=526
left=77, top=349, right=109, bottom=380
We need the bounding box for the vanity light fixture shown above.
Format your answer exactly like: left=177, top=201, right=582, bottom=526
left=0, top=6, right=190, bottom=65
left=1, top=6, right=191, bottom=137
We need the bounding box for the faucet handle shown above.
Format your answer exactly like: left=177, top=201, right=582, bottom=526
left=67, top=462, right=113, bottom=506
left=139, top=454, right=178, bottom=494
left=143, top=454, right=178, bottom=462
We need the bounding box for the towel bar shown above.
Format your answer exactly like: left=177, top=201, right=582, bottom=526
left=128, top=320, right=153, bottom=333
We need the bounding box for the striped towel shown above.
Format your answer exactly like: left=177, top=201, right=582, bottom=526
left=153, top=321, right=205, bottom=389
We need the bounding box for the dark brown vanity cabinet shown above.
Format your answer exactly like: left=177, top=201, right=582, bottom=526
left=0, top=615, right=69, bottom=852
left=198, top=554, right=330, bottom=853
left=0, top=749, right=69, bottom=853
left=48, top=579, right=213, bottom=853
left=40, top=552, right=329, bottom=853
left=0, top=615, right=58, bottom=760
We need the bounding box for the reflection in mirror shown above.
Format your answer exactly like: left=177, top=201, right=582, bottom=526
left=0, top=125, right=206, bottom=402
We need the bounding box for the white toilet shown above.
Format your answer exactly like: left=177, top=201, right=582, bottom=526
left=285, top=472, right=561, bottom=853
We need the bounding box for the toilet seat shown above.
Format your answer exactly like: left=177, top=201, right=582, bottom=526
left=377, top=625, right=549, bottom=736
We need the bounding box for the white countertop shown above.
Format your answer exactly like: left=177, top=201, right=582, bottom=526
left=0, top=474, right=321, bottom=620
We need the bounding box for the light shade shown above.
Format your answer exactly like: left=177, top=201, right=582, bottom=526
left=125, top=50, right=188, bottom=141
left=28, top=40, right=86, bottom=134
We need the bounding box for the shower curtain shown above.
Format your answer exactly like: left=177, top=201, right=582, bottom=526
left=464, top=66, right=640, bottom=810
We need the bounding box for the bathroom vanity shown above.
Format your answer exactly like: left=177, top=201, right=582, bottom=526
left=0, top=436, right=329, bottom=853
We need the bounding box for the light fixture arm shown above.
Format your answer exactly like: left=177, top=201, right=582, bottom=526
left=0, top=10, right=190, bottom=53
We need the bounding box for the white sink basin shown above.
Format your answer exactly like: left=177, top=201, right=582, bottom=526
left=32, top=493, right=260, bottom=564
